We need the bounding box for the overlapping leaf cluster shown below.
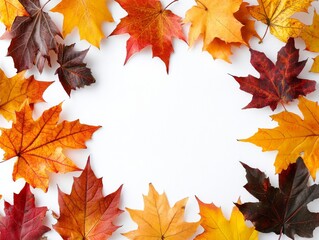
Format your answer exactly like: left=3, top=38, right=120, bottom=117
left=1, top=0, right=319, bottom=239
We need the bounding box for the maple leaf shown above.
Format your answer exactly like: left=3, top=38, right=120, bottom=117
left=0, top=70, right=52, bottom=121
left=0, top=0, right=27, bottom=30
left=310, top=56, right=319, bottom=73
left=195, top=197, right=258, bottom=240
left=8, top=0, right=62, bottom=73
left=241, top=97, right=319, bottom=179
left=0, top=183, right=50, bottom=240
left=56, top=44, right=95, bottom=96
left=301, top=11, right=319, bottom=53
left=249, top=0, right=314, bottom=42
left=54, top=158, right=123, bottom=239
left=0, top=103, right=100, bottom=191
left=237, top=158, right=319, bottom=239
left=110, top=0, right=186, bottom=72
left=232, top=38, right=316, bottom=110
left=123, top=183, right=199, bottom=239
left=51, top=0, right=113, bottom=47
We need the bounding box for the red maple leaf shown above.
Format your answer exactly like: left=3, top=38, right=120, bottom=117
left=0, top=183, right=50, bottom=240
left=232, top=38, right=316, bottom=110
left=111, top=0, right=186, bottom=72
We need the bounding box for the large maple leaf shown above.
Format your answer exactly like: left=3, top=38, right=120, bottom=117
left=0, top=70, right=52, bottom=121
left=56, top=44, right=95, bottom=96
left=241, top=97, right=319, bottom=179
left=110, top=0, right=186, bottom=72
left=249, top=0, right=314, bottom=42
left=0, top=103, right=100, bottom=191
left=0, top=0, right=27, bottom=30
left=195, top=198, right=258, bottom=240
left=233, top=38, right=316, bottom=110
left=123, top=183, right=199, bottom=239
left=51, top=0, right=113, bottom=47
left=54, top=158, right=123, bottom=239
left=8, top=0, right=62, bottom=73
left=237, top=158, right=319, bottom=239
left=0, top=183, right=50, bottom=239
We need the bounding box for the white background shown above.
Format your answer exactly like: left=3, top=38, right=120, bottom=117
left=0, top=0, right=319, bottom=239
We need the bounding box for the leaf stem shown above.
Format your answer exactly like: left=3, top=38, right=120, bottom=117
left=42, top=0, right=51, bottom=10
left=259, top=25, right=269, bottom=44
left=278, top=227, right=283, bottom=240
left=164, top=0, right=179, bottom=10
left=195, top=0, right=208, bottom=10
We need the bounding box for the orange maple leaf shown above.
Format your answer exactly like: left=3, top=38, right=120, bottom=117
left=123, top=183, right=199, bottom=239
left=111, top=0, right=186, bottom=72
left=0, top=70, right=51, bottom=121
left=0, top=0, right=27, bottom=30
left=0, top=103, right=100, bottom=191
left=54, top=158, right=123, bottom=239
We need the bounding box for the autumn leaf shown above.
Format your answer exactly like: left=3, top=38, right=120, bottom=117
left=195, top=198, right=258, bottom=240
left=237, top=158, right=319, bottom=239
left=300, top=11, right=319, bottom=52
left=8, top=0, right=62, bottom=73
left=0, top=0, right=27, bottom=30
left=310, top=56, right=319, bottom=73
left=0, top=70, right=52, bottom=121
left=51, top=0, right=113, bottom=47
left=56, top=44, right=95, bottom=96
left=0, top=103, right=100, bottom=191
left=123, top=183, right=199, bottom=239
left=241, top=97, right=319, bottom=178
left=249, top=0, right=314, bottom=42
left=0, top=183, right=50, bottom=240
left=110, top=0, right=186, bottom=72
left=232, top=38, right=316, bottom=110
left=54, top=157, right=123, bottom=239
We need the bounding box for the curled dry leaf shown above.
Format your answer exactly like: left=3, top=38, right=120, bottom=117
left=237, top=158, right=319, bottom=239
left=54, top=158, right=123, bottom=239
left=0, top=103, right=101, bottom=191
left=123, top=183, right=199, bottom=239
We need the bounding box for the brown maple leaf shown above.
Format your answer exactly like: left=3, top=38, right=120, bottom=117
left=0, top=183, right=50, bottom=240
left=123, top=183, right=199, bottom=239
left=232, top=38, right=316, bottom=110
left=110, top=0, right=186, bottom=72
left=8, top=0, right=62, bottom=73
left=0, top=70, right=52, bottom=121
left=54, top=158, right=123, bottom=239
left=0, top=103, right=100, bottom=191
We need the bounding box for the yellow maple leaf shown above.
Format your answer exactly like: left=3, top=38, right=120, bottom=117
left=249, top=0, right=314, bottom=42
left=0, top=70, right=51, bottom=121
left=195, top=198, right=258, bottom=240
left=0, top=0, right=27, bottom=29
left=51, top=0, right=113, bottom=47
left=310, top=56, right=319, bottom=73
left=241, top=97, right=319, bottom=179
left=184, top=0, right=244, bottom=48
left=123, top=183, right=199, bottom=239
left=301, top=11, right=319, bottom=52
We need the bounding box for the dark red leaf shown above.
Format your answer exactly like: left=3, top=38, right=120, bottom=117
left=237, top=158, right=319, bottom=239
left=56, top=44, right=95, bottom=96
left=232, top=38, right=316, bottom=110
left=8, top=0, right=62, bottom=73
left=0, top=183, right=50, bottom=240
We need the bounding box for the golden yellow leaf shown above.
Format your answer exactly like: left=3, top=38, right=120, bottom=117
left=0, top=70, right=51, bottom=121
left=195, top=198, right=258, bottom=240
left=241, top=97, right=319, bottom=179
left=51, top=0, right=113, bottom=47
left=249, top=0, right=314, bottom=42
left=301, top=11, right=319, bottom=52
left=310, top=56, right=319, bottom=73
left=0, top=0, right=27, bottom=30
left=123, top=183, right=199, bottom=239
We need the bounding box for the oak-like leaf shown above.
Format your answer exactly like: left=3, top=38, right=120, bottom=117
left=8, top=0, right=62, bottom=73
left=237, top=158, right=319, bottom=239
left=233, top=38, right=316, bottom=110
left=0, top=0, right=27, bottom=30
left=54, top=158, right=123, bottom=239
left=0, top=70, right=52, bottom=121
left=123, top=183, right=199, bottom=239
left=0, top=183, right=50, bottom=240
left=0, top=103, right=100, bottom=191
left=241, top=97, right=319, bottom=178
left=56, top=44, right=95, bottom=96
left=195, top=198, right=258, bottom=240
left=110, top=0, right=186, bottom=72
